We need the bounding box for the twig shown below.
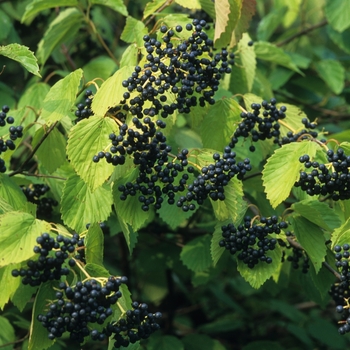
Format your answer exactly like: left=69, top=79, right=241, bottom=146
left=19, top=172, right=67, bottom=180
left=60, top=44, right=77, bottom=71
left=276, top=19, right=328, bottom=47
left=9, top=122, right=58, bottom=177
left=0, top=333, right=29, bottom=349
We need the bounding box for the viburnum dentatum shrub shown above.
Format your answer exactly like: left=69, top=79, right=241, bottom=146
left=1, top=1, right=350, bottom=349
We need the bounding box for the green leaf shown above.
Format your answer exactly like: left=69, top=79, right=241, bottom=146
left=254, top=42, right=302, bottom=74
left=0, top=212, right=51, bottom=267
left=325, top=0, right=350, bottom=33
left=28, top=282, right=56, bottom=350
left=180, top=235, right=212, bottom=272
left=18, top=82, right=50, bottom=110
left=0, top=264, right=21, bottom=310
left=0, top=44, right=41, bottom=77
left=314, top=59, right=345, bottom=94
left=32, top=127, right=66, bottom=174
left=214, top=0, right=242, bottom=48
left=85, top=223, right=104, bottom=266
left=257, top=6, right=287, bottom=41
left=90, top=0, right=128, bottom=16
left=230, top=0, right=256, bottom=46
left=36, top=8, right=84, bottom=66
left=211, top=222, right=227, bottom=266
left=113, top=169, right=150, bottom=242
left=0, top=9, right=12, bottom=42
left=0, top=315, right=15, bottom=350
left=331, top=217, right=350, bottom=249
left=327, top=26, right=350, bottom=54
left=158, top=194, right=198, bottom=230
left=67, top=115, right=118, bottom=191
left=309, top=263, right=333, bottom=305
left=182, top=334, right=226, bottom=350
left=262, top=141, right=319, bottom=208
left=22, top=0, right=78, bottom=23
left=120, top=43, right=139, bottom=68
left=147, top=335, right=184, bottom=350
left=237, top=245, right=282, bottom=288
left=200, top=98, right=241, bottom=151
left=121, top=17, right=148, bottom=47
left=292, top=199, right=341, bottom=231
left=61, top=174, right=113, bottom=232
left=175, top=0, right=201, bottom=9
left=85, top=263, right=110, bottom=278
left=0, top=174, right=27, bottom=211
left=199, top=0, right=216, bottom=19
left=291, top=215, right=326, bottom=273
left=143, top=0, right=168, bottom=18
left=91, top=66, right=134, bottom=117
left=41, top=69, right=83, bottom=124
left=82, top=56, right=117, bottom=82
left=229, top=33, right=256, bottom=93
left=11, top=281, right=37, bottom=312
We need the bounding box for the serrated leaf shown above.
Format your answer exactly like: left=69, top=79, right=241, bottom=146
left=230, top=0, right=256, bottom=46
left=41, top=69, right=83, bottom=124
left=314, top=59, right=345, bottom=95
left=120, top=43, right=138, bottom=68
left=325, top=0, right=350, bottom=33
left=0, top=212, right=51, bottom=267
left=237, top=245, right=282, bottom=288
left=331, top=217, right=350, bottom=249
left=91, top=66, right=134, bottom=117
left=112, top=169, right=149, bottom=232
left=85, top=223, right=104, bottom=266
left=18, top=83, right=50, bottom=110
left=28, top=282, right=56, bottom=350
left=291, top=215, right=326, bottom=273
left=180, top=235, right=212, bottom=272
left=37, top=8, right=84, bottom=66
left=61, top=174, right=113, bottom=232
left=90, top=0, right=128, bottom=16
left=32, top=127, right=66, bottom=174
left=262, top=141, right=319, bottom=208
left=0, top=174, right=27, bottom=211
left=0, top=264, right=21, bottom=310
left=175, top=0, right=201, bottom=9
left=292, top=199, right=341, bottom=231
left=0, top=44, right=41, bottom=77
left=11, top=282, right=35, bottom=312
left=143, top=0, right=168, bottom=18
left=22, top=0, right=78, bottom=23
left=254, top=42, right=302, bottom=74
left=82, top=56, right=117, bottom=82
left=67, top=116, right=117, bottom=191
left=121, top=17, right=148, bottom=47
left=234, top=33, right=256, bottom=92
left=201, top=98, right=241, bottom=151
left=214, top=0, right=242, bottom=49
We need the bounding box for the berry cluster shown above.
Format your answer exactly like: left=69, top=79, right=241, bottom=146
left=11, top=233, right=84, bottom=287
left=106, top=302, right=162, bottom=347
left=21, top=184, right=58, bottom=219
left=295, top=148, right=350, bottom=200
left=287, top=247, right=310, bottom=273
left=279, top=117, right=318, bottom=145
left=37, top=276, right=127, bottom=342
left=219, top=216, right=288, bottom=268
left=120, top=19, right=233, bottom=119
left=229, top=99, right=287, bottom=151
left=331, top=244, right=350, bottom=334
left=0, top=105, right=23, bottom=173
left=74, top=90, right=94, bottom=123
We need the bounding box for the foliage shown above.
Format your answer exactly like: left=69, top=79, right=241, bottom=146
left=0, top=0, right=350, bottom=349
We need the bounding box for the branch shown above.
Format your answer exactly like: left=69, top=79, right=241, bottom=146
left=19, top=172, right=67, bottom=180
left=0, top=333, right=29, bottom=349
left=9, top=122, right=58, bottom=177
left=276, top=19, right=328, bottom=47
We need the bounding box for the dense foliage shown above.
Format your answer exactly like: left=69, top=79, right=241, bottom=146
left=0, top=0, right=350, bottom=349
